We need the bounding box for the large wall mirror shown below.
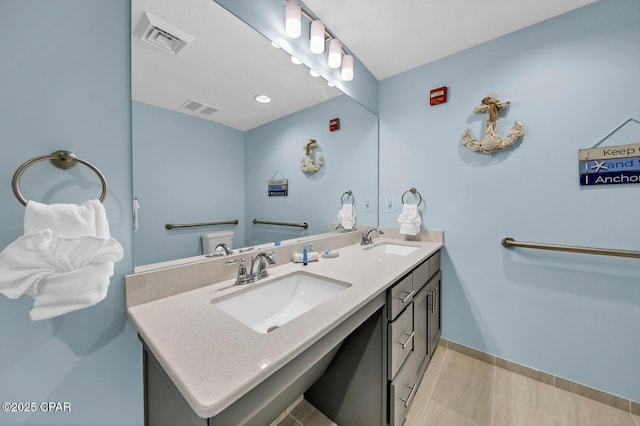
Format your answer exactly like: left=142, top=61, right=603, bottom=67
left=131, top=0, right=379, bottom=269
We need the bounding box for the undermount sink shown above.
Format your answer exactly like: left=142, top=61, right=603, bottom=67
left=214, top=271, right=351, bottom=334
left=365, top=243, right=419, bottom=256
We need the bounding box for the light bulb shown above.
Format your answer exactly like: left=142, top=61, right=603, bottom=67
left=309, top=20, right=325, bottom=54
left=341, top=55, right=354, bottom=81
left=285, top=0, right=301, bottom=38
left=328, top=39, right=342, bottom=68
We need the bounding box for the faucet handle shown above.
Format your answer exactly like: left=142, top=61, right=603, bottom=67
left=235, top=258, right=252, bottom=285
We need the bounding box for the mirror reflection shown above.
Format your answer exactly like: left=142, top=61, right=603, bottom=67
left=131, top=0, right=379, bottom=269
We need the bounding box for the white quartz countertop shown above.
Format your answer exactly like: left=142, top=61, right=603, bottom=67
left=126, top=237, right=442, bottom=418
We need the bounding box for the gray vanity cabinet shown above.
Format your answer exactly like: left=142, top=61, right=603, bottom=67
left=428, top=270, right=442, bottom=356
left=307, top=249, right=442, bottom=426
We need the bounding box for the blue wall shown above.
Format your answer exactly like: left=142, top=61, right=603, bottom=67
left=132, top=101, right=245, bottom=266
left=244, top=95, right=378, bottom=246
left=1, top=1, right=638, bottom=425
left=379, top=0, right=640, bottom=401
left=0, top=1, right=141, bottom=425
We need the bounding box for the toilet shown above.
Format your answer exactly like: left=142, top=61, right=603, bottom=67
left=201, top=231, right=235, bottom=255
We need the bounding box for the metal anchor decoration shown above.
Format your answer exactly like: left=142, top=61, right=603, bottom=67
left=300, top=139, right=324, bottom=174
left=462, top=94, right=524, bottom=154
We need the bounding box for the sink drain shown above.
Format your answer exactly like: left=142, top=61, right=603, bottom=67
left=266, top=325, right=280, bottom=333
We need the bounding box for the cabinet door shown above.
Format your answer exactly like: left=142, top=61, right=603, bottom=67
left=428, top=271, right=442, bottom=354
left=389, top=355, right=420, bottom=426
left=388, top=303, right=414, bottom=380
left=409, top=283, right=429, bottom=377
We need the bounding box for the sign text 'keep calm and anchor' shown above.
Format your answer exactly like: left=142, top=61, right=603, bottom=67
left=579, top=143, right=640, bottom=186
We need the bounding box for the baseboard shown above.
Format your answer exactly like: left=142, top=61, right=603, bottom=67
left=439, top=337, right=639, bottom=416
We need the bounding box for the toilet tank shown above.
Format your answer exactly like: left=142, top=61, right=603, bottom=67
left=201, top=231, right=234, bottom=255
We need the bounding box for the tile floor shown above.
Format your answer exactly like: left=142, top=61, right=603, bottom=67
left=276, top=345, right=640, bottom=426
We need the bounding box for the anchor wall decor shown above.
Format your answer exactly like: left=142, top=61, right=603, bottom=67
left=300, top=139, right=324, bottom=174
left=462, top=94, right=525, bottom=154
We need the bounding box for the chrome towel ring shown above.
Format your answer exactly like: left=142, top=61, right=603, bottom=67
left=401, top=187, right=423, bottom=206
left=12, top=150, right=107, bottom=206
left=340, top=190, right=355, bottom=205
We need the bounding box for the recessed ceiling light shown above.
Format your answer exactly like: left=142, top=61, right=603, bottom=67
left=327, top=81, right=335, bottom=87
left=309, top=69, right=320, bottom=77
left=255, top=94, right=271, bottom=104
left=290, top=56, right=302, bottom=65
left=271, top=41, right=281, bottom=49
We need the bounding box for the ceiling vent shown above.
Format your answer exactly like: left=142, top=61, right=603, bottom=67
left=182, top=99, right=218, bottom=116
left=133, top=12, right=194, bottom=55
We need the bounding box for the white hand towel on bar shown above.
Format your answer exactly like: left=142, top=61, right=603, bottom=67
left=0, top=199, right=123, bottom=320
left=397, top=204, right=421, bottom=236
left=24, top=199, right=110, bottom=238
left=337, top=203, right=356, bottom=230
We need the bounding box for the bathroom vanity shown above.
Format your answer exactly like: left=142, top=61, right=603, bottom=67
left=125, top=229, right=443, bottom=425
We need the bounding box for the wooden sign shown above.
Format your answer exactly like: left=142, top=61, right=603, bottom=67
left=579, top=144, right=640, bottom=186
left=268, top=179, right=288, bottom=196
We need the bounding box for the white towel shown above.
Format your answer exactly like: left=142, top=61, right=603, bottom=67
left=0, top=200, right=123, bottom=320
left=25, top=199, right=110, bottom=238
left=292, top=252, right=320, bottom=263
left=337, top=203, right=356, bottom=230
left=397, top=204, right=421, bottom=236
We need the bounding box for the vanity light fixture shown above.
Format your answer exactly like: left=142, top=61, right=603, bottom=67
left=285, top=0, right=301, bottom=38
left=328, top=39, right=342, bottom=69
left=255, top=94, right=272, bottom=104
left=309, top=20, right=325, bottom=54
left=284, top=1, right=355, bottom=81
left=341, top=54, right=354, bottom=81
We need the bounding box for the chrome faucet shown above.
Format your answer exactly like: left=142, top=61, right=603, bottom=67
left=361, top=228, right=384, bottom=245
left=251, top=252, right=276, bottom=280
left=235, top=259, right=252, bottom=285
left=215, top=243, right=233, bottom=255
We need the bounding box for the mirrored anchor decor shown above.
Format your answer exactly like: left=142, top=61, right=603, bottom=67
left=300, top=139, right=324, bottom=174
left=462, top=94, right=525, bottom=154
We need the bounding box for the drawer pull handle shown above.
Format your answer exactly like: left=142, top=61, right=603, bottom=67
left=400, top=331, right=415, bottom=349
left=429, top=286, right=439, bottom=312
left=401, top=383, right=418, bottom=407
left=397, top=290, right=414, bottom=304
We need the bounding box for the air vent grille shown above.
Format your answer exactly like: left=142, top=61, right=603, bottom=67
left=182, top=99, right=218, bottom=116
left=133, top=12, right=194, bottom=55
left=200, top=106, right=219, bottom=115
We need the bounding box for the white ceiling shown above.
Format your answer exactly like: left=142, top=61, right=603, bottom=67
left=304, top=0, right=598, bottom=81
left=132, top=0, right=598, bottom=131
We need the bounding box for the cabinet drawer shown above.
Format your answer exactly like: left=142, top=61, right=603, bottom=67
left=388, top=273, right=413, bottom=320
left=389, top=353, right=420, bottom=426
left=412, top=258, right=430, bottom=292
left=388, top=304, right=413, bottom=380
left=429, top=250, right=441, bottom=277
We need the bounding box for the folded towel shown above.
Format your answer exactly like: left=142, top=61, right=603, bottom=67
left=292, top=252, right=320, bottom=263
left=25, top=199, right=111, bottom=238
left=0, top=199, right=123, bottom=320
left=337, top=203, right=356, bottom=230
left=397, top=204, right=421, bottom=236
left=0, top=230, right=123, bottom=320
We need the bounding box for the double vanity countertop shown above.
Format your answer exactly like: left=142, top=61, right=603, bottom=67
left=125, top=230, right=443, bottom=418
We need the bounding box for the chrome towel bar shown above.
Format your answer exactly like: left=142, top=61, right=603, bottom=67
left=340, top=190, right=354, bottom=205
left=12, top=150, right=107, bottom=206
left=165, top=220, right=239, bottom=230
left=401, top=187, right=423, bottom=206
left=252, top=219, right=308, bottom=229
left=501, top=237, right=640, bottom=259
